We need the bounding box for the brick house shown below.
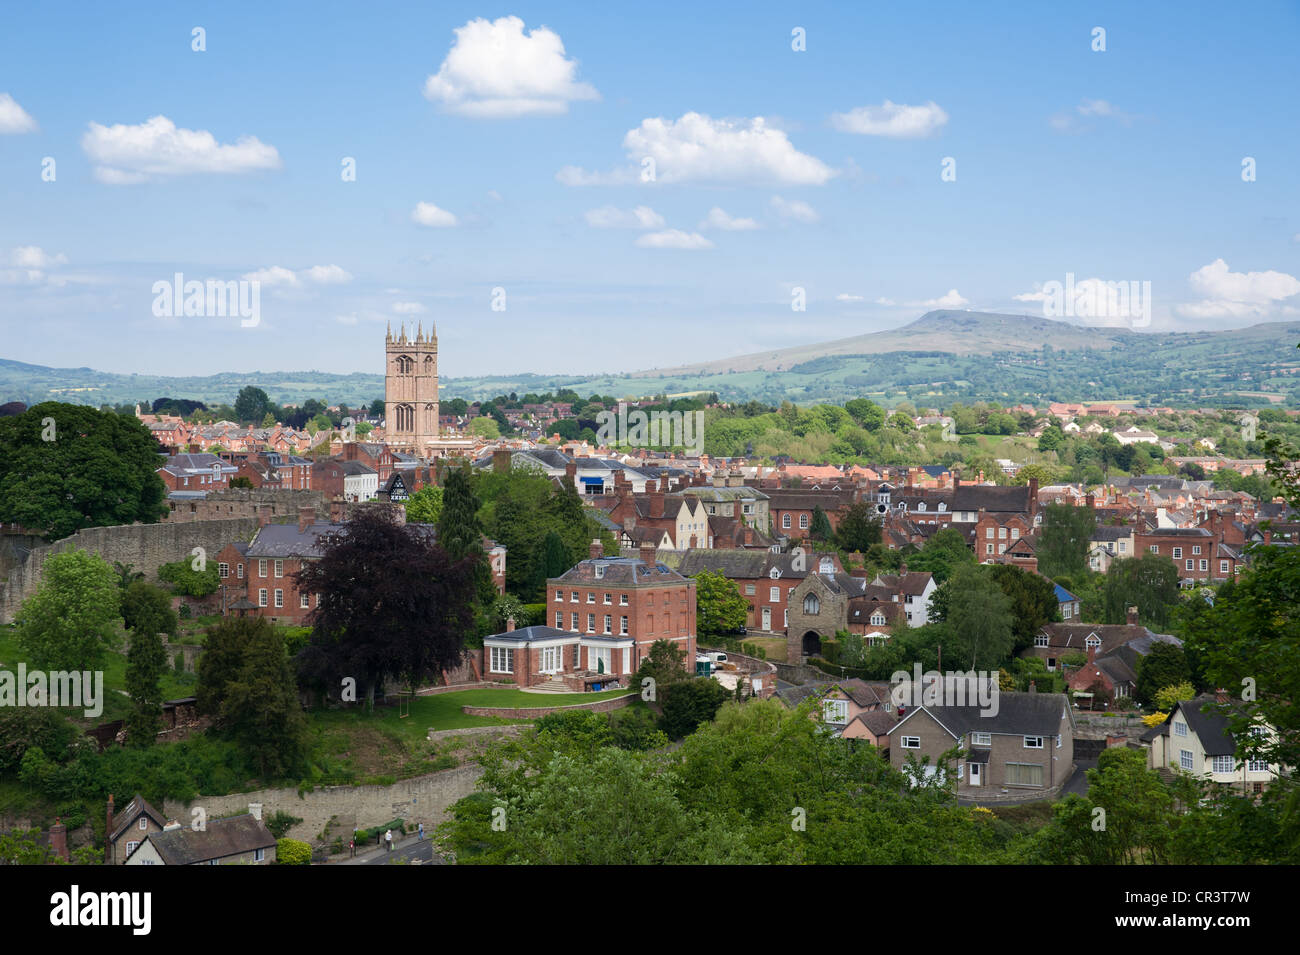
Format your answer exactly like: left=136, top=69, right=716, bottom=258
left=888, top=688, right=1074, bottom=794
left=1025, top=608, right=1182, bottom=682
left=484, top=540, right=696, bottom=689
left=1135, top=525, right=1239, bottom=583
left=674, top=548, right=844, bottom=635
left=156, top=453, right=238, bottom=492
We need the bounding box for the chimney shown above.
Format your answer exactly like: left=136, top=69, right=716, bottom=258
left=899, top=561, right=908, bottom=575
left=1126, top=606, right=1139, bottom=626
left=506, top=616, right=516, bottom=633
left=589, top=538, right=604, bottom=560
left=639, top=540, right=658, bottom=567
left=298, top=506, right=316, bottom=533
left=329, top=498, right=346, bottom=523
left=1215, top=687, right=1228, bottom=704
left=249, top=802, right=262, bottom=821
left=647, top=480, right=664, bottom=518
left=257, top=504, right=271, bottom=527
left=1087, top=644, right=1098, bottom=664
left=565, top=461, right=577, bottom=485
left=50, top=819, right=68, bottom=863
left=1028, top=476, right=1039, bottom=507
left=1086, top=492, right=1095, bottom=509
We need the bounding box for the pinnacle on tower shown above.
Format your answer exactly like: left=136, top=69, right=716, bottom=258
left=417, top=321, right=423, bottom=343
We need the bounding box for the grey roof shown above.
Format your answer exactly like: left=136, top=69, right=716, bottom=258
left=245, top=522, right=344, bottom=559
left=898, top=690, right=1069, bottom=737
left=552, top=555, right=686, bottom=586
left=485, top=625, right=629, bottom=644
left=1170, top=695, right=1239, bottom=757
left=1091, top=524, right=1133, bottom=541
left=110, top=793, right=166, bottom=843
left=339, top=460, right=376, bottom=476
left=950, top=484, right=1033, bottom=513
left=135, top=814, right=275, bottom=865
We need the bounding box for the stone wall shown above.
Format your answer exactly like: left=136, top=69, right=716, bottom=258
left=461, top=693, right=636, bottom=719
left=162, top=488, right=329, bottom=523
left=162, top=763, right=484, bottom=844
left=0, top=530, right=43, bottom=581
left=0, top=518, right=260, bottom=623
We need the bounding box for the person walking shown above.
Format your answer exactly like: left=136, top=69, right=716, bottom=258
left=385, top=829, right=393, bottom=852
left=349, top=837, right=355, bottom=858
left=418, top=822, right=424, bottom=841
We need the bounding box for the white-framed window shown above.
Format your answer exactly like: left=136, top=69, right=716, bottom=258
left=745, top=584, right=756, bottom=595
left=620, top=616, right=628, bottom=635
left=742, top=504, right=753, bottom=515
left=1173, top=547, right=1182, bottom=559
left=1248, top=759, right=1269, bottom=773
left=586, top=592, right=595, bottom=603
left=254, top=848, right=266, bottom=863
left=1179, top=750, right=1194, bottom=771
left=901, top=736, right=920, bottom=749
left=870, top=612, right=886, bottom=626
left=1056, top=734, right=1062, bottom=749
left=1174, top=721, right=1187, bottom=737
left=259, top=559, right=267, bottom=577
left=770, top=586, right=779, bottom=602
left=1220, top=560, right=1230, bottom=574
left=986, top=544, right=994, bottom=555
left=1034, top=634, right=1049, bottom=647
left=1212, top=756, right=1234, bottom=773
left=619, top=594, right=628, bottom=605
left=803, top=593, right=820, bottom=614
left=998, top=527, right=1007, bottom=540
left=1011, top=528, right=1020, bottom=540
left=300, top=593, right=310, bottom=609
left=126, top=840, right=139, bottom=855
left=823, top=699, right=849, bottom=724
left=1024, top=736, right=1044, bottom=749
left=237, top=563, right=244, bottom=579
left=603, top=615, right=612, bottom=634
left=274, top=589, right=283, bottom=608
left=782, top=514, right=792, bottom=529
left=1149, top=545, right=1158, bottom=554
left=218, top=562, right=229, bottom=579
left=571, top=591, right=579, bottom=602
left=555, top=612, right=563, bottom=628
left=274, top=559, right=284, bottom=578
left=986, top=527, right=994, bottom=539
left=603, top=593, right=612, bottom=604
left=139, top=817, right=148, bottom=830
left=570, top=612, right=579, bottom=631
left=799, top=514, right=809, bottom=529
left=541, top=646, right=561, bottom=673
left=589, top=646, right=613, bottom=673
left=1199, top=560, right=1207, bottom=571
left=258, top=588, right=267, bottom=607
left=1192, top=545, right=1201, bottom=555
left=1186, top=560, right=1193, bottom=571
left=1118, top=541, right=1127, bottom=553
left=587, top=614, right=595, bottom=633
left=555, top=590, right=563, bottom=602
left=1085, top=634, right=1101, bottom=649
left=971, top=732, right=991, bottom=746
left=489, top=647, right=514, bottom=673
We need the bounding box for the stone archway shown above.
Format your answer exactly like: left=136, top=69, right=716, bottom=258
left=802, top=630, right=822, bottom=658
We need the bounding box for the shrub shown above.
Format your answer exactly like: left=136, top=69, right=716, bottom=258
left=265, top=810, right=303, bottom=839
left=276, top=838, right=311, bottom=865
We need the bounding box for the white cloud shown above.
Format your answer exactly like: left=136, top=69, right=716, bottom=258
left=635, top=230, right=714, bottom=250
left=242, top=264, right=352, bottom=287
left=620, top=112, right=834, bottom=185
left=1050, top=99, right=1136, bottom=133
left=81, top=115, right=281, bottom=183
left=1176, top=258, right=1300, bottom=318
left=699, top=207, right=760, bottom=231
left=411, top=201, right=458, bottom=227
left=875, top=297, right=897, bottom=306
left=769, top=195, right=819, bottom=223
left=423, top=15, right=599, bottom=118
left=835, top=293, right=864, bottom=302
left=914, top=289, right=970, bottom=308
left=830, top=100, right=948, bottom=138
left=9, top=246, right=67, bottom=269
left=584, top=205, right=665, bottom=229
left=0, top=93, right=37, bottom=134
left=393, top=301, right=427, bottom=314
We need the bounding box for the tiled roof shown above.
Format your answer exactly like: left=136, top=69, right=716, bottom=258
left=136, top=814, right=275, bottom=865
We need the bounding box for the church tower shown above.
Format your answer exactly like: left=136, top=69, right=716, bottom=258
left=384, top=323, right=439, bottom=454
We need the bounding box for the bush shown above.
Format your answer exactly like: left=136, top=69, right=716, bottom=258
left=265, top=810, right=303, bottom=839
left=276, top=838, right=311, bottom=865
left=522, top=603, right=546, bottom=627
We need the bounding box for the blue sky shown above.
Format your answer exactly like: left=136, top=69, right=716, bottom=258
left=2, top=0, right=1298, bottom=379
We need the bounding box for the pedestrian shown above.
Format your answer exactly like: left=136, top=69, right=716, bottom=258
left=385, top=829, right=393, bottom=852
left=418, top=822, right=424, bottom=841
left=349, top=838, right=355, bottom=858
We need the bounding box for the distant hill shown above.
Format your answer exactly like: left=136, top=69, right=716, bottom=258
left=658, top=310, right=1130, bottom=375
left=3, top=311, right=1299, bottom=410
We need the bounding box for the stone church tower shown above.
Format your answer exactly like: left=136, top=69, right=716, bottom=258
left=384, top=323, right=439, bottom=454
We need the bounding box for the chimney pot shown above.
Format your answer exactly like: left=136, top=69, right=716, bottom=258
left=1126, top=606, right=1139, bottom=626
left=589, top=539, right=603, bottom=560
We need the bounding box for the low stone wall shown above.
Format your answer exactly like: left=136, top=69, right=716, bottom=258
left=428, top=725, right=526, bottom=743
left=461, top=693, right=637, bottom=719
left=418, top=681, right=512, bottom=696
left=772, top=661, right=830, bottom=685
left=162, top=763, right=484, bottom=844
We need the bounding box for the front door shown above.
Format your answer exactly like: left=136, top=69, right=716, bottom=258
left=969, top=763, right=982, bottom=786
left=762, top=607, right=771, bottom=630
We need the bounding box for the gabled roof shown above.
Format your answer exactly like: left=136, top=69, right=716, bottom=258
left=110, top=793, right=166, bottom=843
left=892, top=690, right=1070, bottom=738
left=133, top=814, right=276, bottom=865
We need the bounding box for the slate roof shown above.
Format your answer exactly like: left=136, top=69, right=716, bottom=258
left=848, top=709, right=900, bottom=737
left=1146, top=695, right=1242, bottom=756
left=897, top=690, right=1070, bottom=738
left=951, top=484, right=1033, bottom=513
left=1037, top=622, right=1181, bottom=656
left=110, top=794, right=166, bottom=843
left=484, top=625, right=630, bottom=645
left=134, top=814, right=276, bottom=865
left=552, top=555, right=686, bottom=586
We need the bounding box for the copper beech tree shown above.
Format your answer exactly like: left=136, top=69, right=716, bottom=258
left=295, top=505, right=479, bottom=708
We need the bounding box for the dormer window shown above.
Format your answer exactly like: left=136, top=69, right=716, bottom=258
left=918, top=502, right=926, bottom=512
left=769, top=568, right=781, bottom=579
left=1085, top=634, right=1101, bottom=648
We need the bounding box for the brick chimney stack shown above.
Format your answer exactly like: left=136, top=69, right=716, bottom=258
left=639, top=541, right=657, bottom=567
left=298, top=506, right=316, bottom=533
left=506, top=616, right=516, bottom=633
left=50, top=818, right=68, bottom=863
left=647, top=480, right=664, bottom=519
left=589, top=538, right=604, bottom=560
left=1126, top=606, right=1139, bottom=626
left=565, top=460, right=578, bottom=486
left=257, top=503, right=271, bottom=527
